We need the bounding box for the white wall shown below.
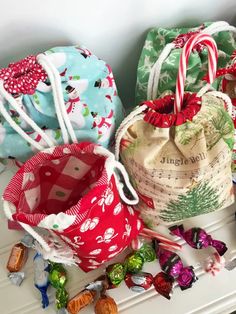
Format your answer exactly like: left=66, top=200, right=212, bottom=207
left=0, top=0, right=235, bottom=106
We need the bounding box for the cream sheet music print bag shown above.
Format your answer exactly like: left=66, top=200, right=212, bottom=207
left=115, top=33, right=234, bottom=228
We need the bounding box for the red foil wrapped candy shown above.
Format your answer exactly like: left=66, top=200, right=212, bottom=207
left=125, top=272, right=153, bottom=293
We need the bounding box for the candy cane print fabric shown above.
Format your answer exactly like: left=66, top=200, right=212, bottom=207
left=3, top=142, right=143, bottom=272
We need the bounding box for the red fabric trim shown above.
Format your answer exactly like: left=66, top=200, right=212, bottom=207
left=142, top=93, right=201, bottom=128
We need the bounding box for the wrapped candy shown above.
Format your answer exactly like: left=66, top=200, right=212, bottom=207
left=95, top=294, right=118, bottom=314
left=67, top=290, right=96, bottom=314
left=138, top=243, right=156, bottom=262
left=153, top=272, right=174, bottom=300
left=154, top=240, right=197, bottom=290
left=125, top=272, right=153, bottom=293
left=33, top=253, right=50, bottom=309
left=125, top=253, right=144, bottom=273
left=86, top=275, right=110, bottom=293
left=49, top=263, right=68, bottom=309
left=8, top=272, right=25, bottom=286
left=170, top=225, right=228, bottom=256
left=6, top=242, right=28, bottom=272
left=107, top=263, right=126, bottom=286
left=21, top=233, right=35, bottom=248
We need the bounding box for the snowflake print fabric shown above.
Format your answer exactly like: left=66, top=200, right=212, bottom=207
left=3, top=142, right=142, bottom=272
left=136, top=22, right=236, bottom=104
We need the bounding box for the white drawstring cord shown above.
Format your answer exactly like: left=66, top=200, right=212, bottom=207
left=203, top=21, right=230, bottom=34
left=196, top=83, right=213, bottom=97
left=37, top=54, right=78, bottom=144
left=0, top=52, right=80, bottom=151
left=36, top=55, right=70, bottom=144
left=0, top=99, right=44, bottom=151
left=94, top=145, right=139, bottom=205
left=115, top=105, right=147, bottom=160
left=147, top=43, right=175, bottom=100
left=0, top=81, right=55, bottom=149
left=147, top=21, right=236, bottom=101
left=204, top=22, right=236, bottom=35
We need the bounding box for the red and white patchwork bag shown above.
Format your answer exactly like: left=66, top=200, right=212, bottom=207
left=3, top=141, right=179, bottom=271
left=3, top=142, right=146, bottom=272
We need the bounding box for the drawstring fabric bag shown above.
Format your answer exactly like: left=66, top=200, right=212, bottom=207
left=136, top=21, right=236, bottom=104
left=0, top=45, right=124, bottom=164
left=2, top=142, right=180, bottom=272
left=3, top=141, right=143, bottom=272
left=1, top=104, right=180, bottom=271
left=116, top=34, right=234, bottom=228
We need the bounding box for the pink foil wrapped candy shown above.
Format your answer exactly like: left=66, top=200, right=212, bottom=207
left=154, top=240, right=197, bottom=290
left=170, top=225, right=228, bottom=256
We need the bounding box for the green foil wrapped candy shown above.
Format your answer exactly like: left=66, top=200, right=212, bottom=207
left=49, top=263, right=67, bottom=289
left=138, top=243, right=156, bottom=262
left=56, top=288, right=69, bottom=309
left=49, top=263, right=68, bottom=309
left=107, top=263, right=126, bottom=286
left=125, top=253, right=144, bottom=273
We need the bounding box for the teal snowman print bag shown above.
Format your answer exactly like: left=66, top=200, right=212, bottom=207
left=0, top=45, right=124, bottom=163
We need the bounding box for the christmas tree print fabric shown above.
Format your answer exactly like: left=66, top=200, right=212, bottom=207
left=119, top=93, right=234, bottom=227
left=136, top=22, right=236, bottom=104
left=3, top=142, right=142, bottom=272
left=217, top=51, right=236, bottom=182
left=0, top=46, right=123, bottom=162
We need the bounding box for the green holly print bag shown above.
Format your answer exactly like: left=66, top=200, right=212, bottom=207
left=136, top=21, right=236, bottom=105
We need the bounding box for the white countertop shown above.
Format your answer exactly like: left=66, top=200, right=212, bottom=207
left=1, top=169, right=236, bottom=314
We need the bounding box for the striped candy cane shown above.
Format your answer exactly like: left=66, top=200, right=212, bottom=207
left=175, top=33, right=218, bottom=113
left=139, top=228, right=182, bottom=250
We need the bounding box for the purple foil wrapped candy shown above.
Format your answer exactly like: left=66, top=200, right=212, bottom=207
left=154, top=240, right=197, bottom=290
left=170, top=225, right=228, bottom=256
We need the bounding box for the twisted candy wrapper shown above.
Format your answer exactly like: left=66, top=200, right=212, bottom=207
left=170, top=225, right=228, bottom=256
left=154, top=240, right=197, bottom=290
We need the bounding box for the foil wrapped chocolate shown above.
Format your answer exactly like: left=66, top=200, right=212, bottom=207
left=125, top=253, right=144, bottom=274
left=125, top=272, right=153, bottom=293
left=170, top=225, right=228, bottom=256
left=107, top=263, right=126, bottom=286
left=138, top=243, right=156, bottom=263
left=153, top=272, right=174, bottom=299
left=7, top=243, right=28, bottom=272
left=154, top=240, right=197, bottom=290
left=49, top=262, right=68, bottom=309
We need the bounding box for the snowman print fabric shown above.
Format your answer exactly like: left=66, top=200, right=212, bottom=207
left=0, top=46, right=124, bottom=162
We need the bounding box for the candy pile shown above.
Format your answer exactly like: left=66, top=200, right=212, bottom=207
left=5, top=226, right=229, bottom=313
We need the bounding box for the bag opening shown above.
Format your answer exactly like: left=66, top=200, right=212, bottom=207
left=16, top=146, right=107, bottom=216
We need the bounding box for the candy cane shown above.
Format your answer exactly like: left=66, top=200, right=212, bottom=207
left=139, top=228, right=182, bottom=250
left=175, top=33, right=218, bottom=113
